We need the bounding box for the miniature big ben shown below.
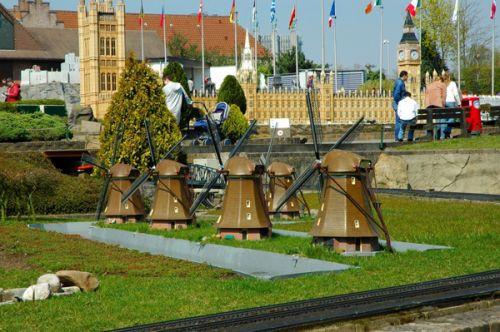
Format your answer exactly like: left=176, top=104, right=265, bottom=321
left=78, top=0, right=126, bottom=119
left=397, top=12, right=421, bottom=99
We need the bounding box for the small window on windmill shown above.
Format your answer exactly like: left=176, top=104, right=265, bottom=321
left=354, top=219, right=360, bottom=228
left=321, top=203, right=325, bottom=212
left=351, top=177, right=356, bottom=185
left=316, top=217, right=321, bottom=226
left=246, top=213, right=252, bottom=220
left=174, top=207, right=179, bottom=214
left=173, top=197, right=178, bottom=203
left=124, top=203, right=129, bottom=210
left=290, top=202, right=294, bottom=207
left=246, top=200, right=251, bottom=208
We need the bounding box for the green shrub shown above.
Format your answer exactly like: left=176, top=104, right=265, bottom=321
left=221, top=104, right=249, bottom=143
left=99, top=54, right=182, bottom=172
left=0, top=99, right=65, bottom=113
left=0, top=102, right=17, bottom=113
left=0, top=153, right=101, bottom=219
left=217, top=75, right=247, bottom=114
left=0, top=112, right=71, bottom=142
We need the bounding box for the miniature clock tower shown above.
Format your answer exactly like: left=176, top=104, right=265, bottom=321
left=397, top=12, right=421, bottom=99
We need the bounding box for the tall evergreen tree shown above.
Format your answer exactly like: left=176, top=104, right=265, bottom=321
left=217, top=75, right=247, bottom=114
left=99, top=54, right=182, bottom=172
left=420, top=30, right=448, bottom=88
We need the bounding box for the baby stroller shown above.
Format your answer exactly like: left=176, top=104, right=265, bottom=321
left=192, top=102, right=231, bottom=146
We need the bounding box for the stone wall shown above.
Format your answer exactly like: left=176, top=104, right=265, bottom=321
left=20, top=82, right=80, bottom=116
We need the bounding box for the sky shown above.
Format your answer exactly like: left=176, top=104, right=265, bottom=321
left=3, top=0, right=499, bottom=77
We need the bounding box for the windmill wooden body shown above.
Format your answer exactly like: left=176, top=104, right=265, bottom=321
left=216, top=156, right=271, bottom=240
left=105, top=164, right=145, bottom=223
left=266, top=162, right=300, bottom=218
left=149, top=160, right=194, bottom=230
left=311, top=150, right=380, bottom=252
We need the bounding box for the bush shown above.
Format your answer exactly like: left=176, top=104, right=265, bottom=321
left=221, top=104, right=249, bottom=143
left=0, top=153, right=102, bottom=219
left=0, top=112, right=71, bottom=142
left=217, top=75, right=247, bottom=114
left=99, top=54, right=182, bottom=172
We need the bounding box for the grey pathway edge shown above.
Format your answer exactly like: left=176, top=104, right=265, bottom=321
left=273, top=229, right=453, bottom=253
left=28, top=222, right=352, bottom=280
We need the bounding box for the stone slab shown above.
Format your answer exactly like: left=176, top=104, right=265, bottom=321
left=273, top=229, right=453, bottom=253
left=28, top=222, right=352, bottom=280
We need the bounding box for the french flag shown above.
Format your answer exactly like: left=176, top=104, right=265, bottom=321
left=406, top=0, right=420, bottom=18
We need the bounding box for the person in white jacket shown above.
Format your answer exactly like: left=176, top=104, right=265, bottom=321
left=397, top=92, right=419, bottom=142
left=441, top=72, right=461, bottom=139
left=162, top=73, right=192, bottom=125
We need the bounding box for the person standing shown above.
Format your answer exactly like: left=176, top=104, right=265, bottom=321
left=392, top=71, right=408, bottom=141
left=4, top=78, right=21, bottom=102
left=162, top=73, right=192, bottom=125
left=397, top=92, right=419, bottom=142
left=442, top=72, right=461, bottom=139
left=424, top=75, right=447, bottom=140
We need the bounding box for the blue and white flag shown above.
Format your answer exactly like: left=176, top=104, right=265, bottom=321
left=270, top=0, right=276, bottom=23
left=253, top=0, right=258, bottom=27
left=328, top=0, right=336, bottom=27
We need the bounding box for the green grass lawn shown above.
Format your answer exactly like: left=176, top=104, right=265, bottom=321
left=1, top=195, right=499, bottom=331
left=393, top=134, right=500, bottom=151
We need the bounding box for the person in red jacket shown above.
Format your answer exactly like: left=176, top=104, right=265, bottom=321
left=5, top=78, right=21, bottom=102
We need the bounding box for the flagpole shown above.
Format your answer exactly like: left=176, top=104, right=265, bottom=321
left=163, top=1, right=167, bottom=66
left=457, top=6, right=461, bottom=91
left=379, top=5, right=384, bottom=95
left=201, top=8, right=205, bottom=94
left=141, top=20, right=144, bottom=62
left=493, top=16, right=496, bottom=95
left=321, top=0, right=325, bottom=73
left=334, top=17, right=338, bottom=93
left=295, top=28, right=299, bottom=89
left=234, top=12, right=238, bottom=70
left=419, top=0, right=422, bottom=101
left=272, top=23, right=276, bottom=77
left=254, top=1, right=258, bottom=73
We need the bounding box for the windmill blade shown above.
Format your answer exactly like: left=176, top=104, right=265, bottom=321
left=275, top=163, right=318, bottom=213
left=328, top=116, right=365, bottom=152
left=144, top=119, right=158, bottom=167
left=189, top=173, right=223, bottom=215
left=228, top=119, right=257, bottom=159
left=95, top=175, right=111, bottom=220
left=206, top=114, right=224, bottom=168
left=81, top=154, right=107, bottom=171
left=306, top=91, right=321, bottom=160
left=162, top=134, right=187, bottom=160
left=263, top=124, right=278, bottom=167
left=111, top=122, right=124, bottom=165
left=120, top=171, right=152, bottom=204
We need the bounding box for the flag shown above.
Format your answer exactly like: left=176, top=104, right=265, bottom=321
left=406, top=0, right=420, bottom=17
left=452, top=0, right=459, bottom=23
left=365, top=0, right=381, bottom=15
left=328, top=0, right=336, bottom=28
left=197, top=0, right=203, bottom=25
left=491, top=0, right=497, bottom=19
left=252, top=0, right=257, bottom=25
left=160, top=5, right=165, bottom=27
left=230, top=0, right=236, bottom=23
left=139, top=0, right=144, bottom=26
left=288, top=5, right=296, bottom=30
left=270, top=0, right=276, bottom=23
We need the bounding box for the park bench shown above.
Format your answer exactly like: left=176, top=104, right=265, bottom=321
left=410, top=107, right=470, bottom=141
left=480, top=104, right=500, bottom=129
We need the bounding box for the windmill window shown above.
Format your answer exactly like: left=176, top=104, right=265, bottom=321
left=216, top=216, right=221, bottom=224
left=245, top=200, right=251, bottom=208
left=316, top=218, right=321, bottom=226
left=246, top=213, right=252, bottom=220
left=290, top=202, right=294, bottom=207
left=173, top=197, right=178, bottom=203
left=321, top=203, right=324, bottom=211
left=354, top=219, right=360, bottom=228
left=351, top=177, right=356, bottom=185
left=125, top=203, right=129, bottom=210
left=174, top=207, right=179, bottom=213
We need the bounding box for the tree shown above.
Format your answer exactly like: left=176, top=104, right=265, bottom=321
left=217, top=75, right=247, bottom=114
left=276, top=47, right=317, bottom=74
left=421, top=30, right=448, bottom=88
left=221, top=104, right=249, bottom=143
left=358, top=79, right=394, bottom=93
left=168, top=33, right=198, bottom=59
left=365, top=64, right=386, bottom=81
left=462, top=49, right=500, bottom=94
left=99, top=54, right=182, bottom=172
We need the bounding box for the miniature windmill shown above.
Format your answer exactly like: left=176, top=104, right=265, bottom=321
left=262, top=126, right=309, bottom=218
left=120, top=119, right=190, bottom=230
left=189, top=119, right=272, bottom=240
left=275, top=92, right=393, bottom=253
left=82, top=123, right=145, bottom=223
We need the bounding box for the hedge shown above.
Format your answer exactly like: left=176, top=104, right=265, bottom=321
left=217, top=75, right=247, bottom=114
left=0, top=99, right=65, bottom=113
left=0, top=111, right=71, bottom=142
left=0, top=153, right=102, bottom=219
left=221, top=104, right=249, bottom=143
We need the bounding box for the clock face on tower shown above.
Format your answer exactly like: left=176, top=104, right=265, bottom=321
left=411, top=50, right=419, bottom=60
left=398, top=50, right=405, bottom=61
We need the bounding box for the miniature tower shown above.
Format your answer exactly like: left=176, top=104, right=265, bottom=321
left=397, top=12, right=421, bottom=98
left=78, top=0, right=126, bottom=119
left=237, top=30, right=257, bottom=120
